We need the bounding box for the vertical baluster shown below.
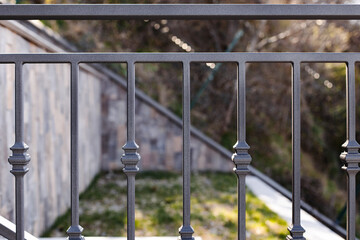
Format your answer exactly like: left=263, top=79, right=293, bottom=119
left=287, top=61, right=305, bottom=240
left=340, top=61, right=360, bottom=240
left=179, top=61, right=194, bottom=240
left=66, top=62, right=84, bottom=240
left=8, top=62, right=31, bottom=240
left=121, top=61, right=140, bottom=240
left=232, top=61, right=251, bottom=240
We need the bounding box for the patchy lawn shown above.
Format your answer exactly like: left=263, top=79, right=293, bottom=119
left=42, top=171, right=288, bottom=239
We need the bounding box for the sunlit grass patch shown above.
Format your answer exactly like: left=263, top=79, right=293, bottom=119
left=42, top=171, right=288, bottom=239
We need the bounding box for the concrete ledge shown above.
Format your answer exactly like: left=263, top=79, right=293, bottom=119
left=0, top=215, right=38, bottom=240
left=41, top=237, right=202, bottom=240
left=246, top=176, right=342, bottom=240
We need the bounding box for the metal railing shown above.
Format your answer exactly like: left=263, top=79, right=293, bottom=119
left=1, top=4, right=360, bottom=240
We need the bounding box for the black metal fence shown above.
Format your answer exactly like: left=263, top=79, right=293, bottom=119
left=1, top=4, right=360, bottom=240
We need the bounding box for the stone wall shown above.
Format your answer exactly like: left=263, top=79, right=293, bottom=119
left=0, top=20, right=233, bottom=237
left=101, top=70, right=234, bottom=172
left=0, top=22, right=102, bottom=236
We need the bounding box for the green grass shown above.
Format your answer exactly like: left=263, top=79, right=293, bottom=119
left=42, top=171, right=288, bottom=239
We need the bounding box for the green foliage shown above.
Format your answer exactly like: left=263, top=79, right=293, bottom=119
left=137, top=170, right=179, bottom=180
left=43, top=171, right=288, bottom=239
left=220, top=131, right=237, bottom=151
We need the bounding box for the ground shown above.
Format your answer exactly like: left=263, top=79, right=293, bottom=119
left=42, top=171, right=288, bottom=240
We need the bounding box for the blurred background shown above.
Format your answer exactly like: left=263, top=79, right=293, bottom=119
left=1, top=0, right=360, bottom=239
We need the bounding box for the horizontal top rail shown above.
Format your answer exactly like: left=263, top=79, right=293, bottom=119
left=0, top=4, right=360, bottom=20
left=0, top=52, right=360, bottom=64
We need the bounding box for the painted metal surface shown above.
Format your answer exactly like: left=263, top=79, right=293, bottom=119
left=121, top=62, right=140, bottom=240
left=8, top=63, right=30, bottom=240
left=67, top=63, right=84, bottom=240
left=340, top=62, right=360, bottom=240
left=0, top=3, right=359, bottom=240
left=1, top=4, right=360, bottom=20
left=0, top=52, right=359, bottom=63
left=287, top=62, right=305, bottom=240
left=178, top=62, right=194, bottom=240
left=232, top=62, right=251, bottom=240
